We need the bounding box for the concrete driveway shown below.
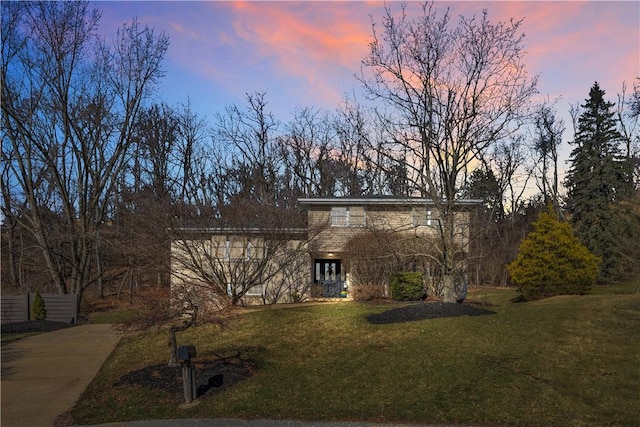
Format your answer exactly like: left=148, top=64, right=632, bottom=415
left=1, top=324, right=120, bottom=427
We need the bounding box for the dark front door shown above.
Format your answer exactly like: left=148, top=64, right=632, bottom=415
left=314, top=259, right=343, bottom=297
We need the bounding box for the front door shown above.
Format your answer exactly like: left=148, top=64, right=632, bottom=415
left=314, top=259, right=343, bottom=297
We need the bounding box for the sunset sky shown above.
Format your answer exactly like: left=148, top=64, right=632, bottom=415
left=95, top=1, right=639, bottom=140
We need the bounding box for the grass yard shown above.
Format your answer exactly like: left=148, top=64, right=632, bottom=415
left=70, top=284, right=640, bottom=426
left=1, top=331, right=41, bottom=346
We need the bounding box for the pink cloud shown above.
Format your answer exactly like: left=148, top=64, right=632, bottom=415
left=219, top=2, right=578, bottom=107
left=218, top=1, right=375, bottom=106
left=97, top=1, right=638, bottom=121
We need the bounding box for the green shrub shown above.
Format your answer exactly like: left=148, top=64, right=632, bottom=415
left=508, top=210, right=600, bottom=300
left=31, top=289, right=47, bottom=321
left=389, top=272, right=424, bottom=301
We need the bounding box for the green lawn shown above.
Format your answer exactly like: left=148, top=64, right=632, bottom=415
left=89, top=308, right=138, bottom=324
left=71, top=284, right=640, bottom=426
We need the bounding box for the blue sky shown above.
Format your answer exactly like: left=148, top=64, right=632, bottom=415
left=94, top=1, right=639, bottom=141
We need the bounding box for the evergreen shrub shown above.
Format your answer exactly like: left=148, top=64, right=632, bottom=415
left=389, top=272, right=424, bottom=301
left=31, top=289, right=47, bottom=321
left=508, top=210, right=600, bottom=300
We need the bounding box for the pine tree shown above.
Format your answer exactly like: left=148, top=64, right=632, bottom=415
left=565, top=82, right=630, bottom=283
left=31, top=289, right=47, bottom=321
left=508, top=210, right=600, bottom=300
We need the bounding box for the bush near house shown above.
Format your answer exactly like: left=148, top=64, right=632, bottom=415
left=349, top=283, right=387, bottom=301
left=389, top=271, right=424, bottom=301
left=344, top=231, right=435, bottom=301
left=508, top=210, right=600, bottom=300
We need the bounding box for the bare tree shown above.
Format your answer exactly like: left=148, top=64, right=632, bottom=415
left=617, top=80, right=640, bottom=193
left=358, top=2, right=538, bottom=301
left=176, top=101, right=211, bottom=206
left=343, top=230, right=402, bottom=300
left=1, top=2, right=169, bottom=308
left=530, top=100, right=564, bottom=207
left=170, top=202, right=309, bottom=307
left=282, top=106, right=337, bottom=197
left=215, top=92, right=283, bottom=205
left=260, top=238, right=312, bottom=304
left=0, top=152, right=26, bottom=289
left=131, top=103, right=180, bottom=201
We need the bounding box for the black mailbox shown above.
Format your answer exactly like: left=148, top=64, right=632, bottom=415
left=177, top=345, right=196, bottom=362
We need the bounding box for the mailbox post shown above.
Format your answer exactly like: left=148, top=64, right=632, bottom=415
left=177, top=345, right=197, bottom=403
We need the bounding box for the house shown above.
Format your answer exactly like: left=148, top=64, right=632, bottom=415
left=170, top=227, right=309, bottom=309
left=299, top=197, right=481, bottom=300
left=170, top=197, right=481, bottom=306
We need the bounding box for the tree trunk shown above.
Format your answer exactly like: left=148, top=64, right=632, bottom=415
left=129, top=272, right=135, bottom=305
left=96, top=235, right=104, bottom=298
left=168, top=322, right=192, bottom=367
left=6, top=223, right=20, bottom=288
left=442, top=274, right=456, bottom=303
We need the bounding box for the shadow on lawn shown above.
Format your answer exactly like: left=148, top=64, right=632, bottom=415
left=118, top=345, right=265, bottom=401
left=367, top=301, right=496, bottom=324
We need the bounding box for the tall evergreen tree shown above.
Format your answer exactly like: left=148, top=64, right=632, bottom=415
left=565, top=82, right=630, bottom=282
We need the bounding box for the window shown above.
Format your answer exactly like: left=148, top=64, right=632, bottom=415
left=246, top=241, right=253, bottom=260
left=349, top=206, right=366, bottom=226
left=228, top=283, right=264, bottom=297
left=413, top=207, right=437, bottom=227
left=223, top=238, right=231, bottom=261
left=220, top=236, right=259, bottom=261
left=331, top=206, right=365, bottom=227
left=331, top=207, right=348, bottom=226
left=244, top=283, right=265, bottom=296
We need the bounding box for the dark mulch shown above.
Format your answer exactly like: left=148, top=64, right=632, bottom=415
left=366, top=301, right=495, bottom=324
left=118, top=360, right=253, bottom=401
left=117, top=346, right=263, bottom=402
left=1, top=320, right=74, bottom=334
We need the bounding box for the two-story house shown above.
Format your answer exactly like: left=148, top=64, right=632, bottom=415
left=299, top=197, right=480, bottom=299
left=170, top=197, right=480, bottom=306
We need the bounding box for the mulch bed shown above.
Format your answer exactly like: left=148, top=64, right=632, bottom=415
left=117, top=346, right=263, bottom=402
left=366, top=301, right=495, bottom=324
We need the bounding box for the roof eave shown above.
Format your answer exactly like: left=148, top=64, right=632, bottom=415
left=297, top=197, right=483, bottom=206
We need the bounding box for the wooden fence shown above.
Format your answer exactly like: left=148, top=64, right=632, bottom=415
left=1, top=293, right=77, bottom=324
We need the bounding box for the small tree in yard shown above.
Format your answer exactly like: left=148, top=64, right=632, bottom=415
left=31, top=289, right=46, bottom=321
left=120, top=286, right=236, bottom=368
left=343, top=230, right=399, bottom=300
left=508, top=210, right=600, bottom=300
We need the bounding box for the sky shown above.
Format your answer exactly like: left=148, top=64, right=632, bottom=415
left=94, top=0, right=639, bottom=146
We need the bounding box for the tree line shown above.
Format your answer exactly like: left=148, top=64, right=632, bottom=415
left=2, top=2, right=639, bottom=310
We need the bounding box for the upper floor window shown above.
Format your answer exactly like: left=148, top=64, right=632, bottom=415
left=331, top=206, right=365, bottom=227
left=220, top=237, right=262, bottom=261
left=426, top=209, right=434, bottom=226
left=246, top=241, right=254, bottom=260
left=330, top=207, right=348, bottom=226
left=412, top=207, right=437, bottom=227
